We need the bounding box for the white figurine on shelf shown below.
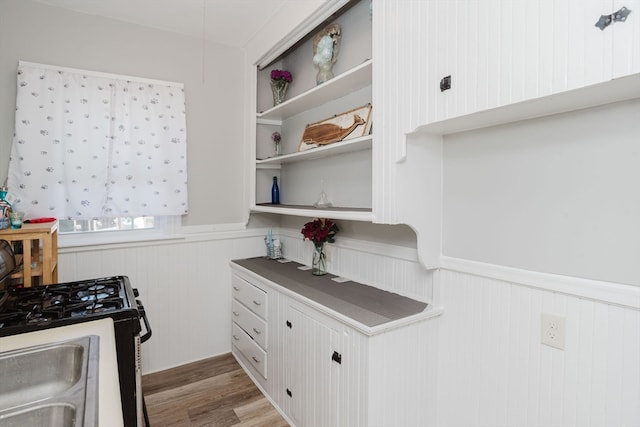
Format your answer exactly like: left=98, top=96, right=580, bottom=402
left=313, top=24, right=341, bottom=85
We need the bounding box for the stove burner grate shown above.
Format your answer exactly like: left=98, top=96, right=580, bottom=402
left=67, top=297, right=124, bottom=317
left=75, top=281, right=120, bottom=302
left=0, top=276, right=130, bottom=330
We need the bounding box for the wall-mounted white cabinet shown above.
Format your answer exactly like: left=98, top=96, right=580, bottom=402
left=247, top=0, right=639, bottom=270
left=388, top=0, right=640, bottom=131
left=371, top=0, right=640, bottom=268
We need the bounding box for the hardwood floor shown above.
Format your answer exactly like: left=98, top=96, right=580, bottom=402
left=142, top=353, right=289, bottom=427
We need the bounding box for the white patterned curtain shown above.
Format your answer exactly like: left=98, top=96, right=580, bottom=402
left=8, top=62, right=188, bottom=219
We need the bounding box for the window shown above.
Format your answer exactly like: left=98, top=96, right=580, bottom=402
left=8, top=61, right=188, bottom=224
left=57, top=215, right=181, bottom=247
left=59, top=216, right=155, bottom=233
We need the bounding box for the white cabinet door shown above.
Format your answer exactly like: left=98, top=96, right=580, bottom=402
left=435, top=0, right=620, bottom=119
left=563, top=0, right=614, bottom=90
left=378, top=0, right=632, bottom=131
left=611, top=0, right=640, bottom=78
left=282, top=303, right=341, bottom=427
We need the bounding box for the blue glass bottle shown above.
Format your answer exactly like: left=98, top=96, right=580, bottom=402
left=271, top=176, right=280, bottom=205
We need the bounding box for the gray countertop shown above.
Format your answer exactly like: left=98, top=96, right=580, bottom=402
left=232, top=257, right=428, bottom=328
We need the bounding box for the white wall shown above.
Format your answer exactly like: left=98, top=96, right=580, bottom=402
left=0, top=0, right=245, bottom=225
left=443, top=99, right=640, bottom=287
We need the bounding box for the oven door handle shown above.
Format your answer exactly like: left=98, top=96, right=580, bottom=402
left=136, top=300, right=153, bottom=343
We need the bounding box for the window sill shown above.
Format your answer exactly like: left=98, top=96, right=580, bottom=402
left=58, top=229, right=185, bottom=252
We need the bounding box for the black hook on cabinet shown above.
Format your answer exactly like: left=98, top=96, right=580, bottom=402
left=595, top=6, right=632, bottom=30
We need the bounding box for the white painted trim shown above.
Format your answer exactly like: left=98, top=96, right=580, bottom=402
left=182, top=225, right=268, bottom=243
left=440, top=256, right=640, bottom=310
left=58, top=230, right=184, bottom=251
left=58, top=223, right=266, bottom=253
left=19, top=60, right=184, bottom=88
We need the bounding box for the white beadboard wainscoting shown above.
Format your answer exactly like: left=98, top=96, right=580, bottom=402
left=58, top=225, right=639, bottom=427
left=58, top=226, right=268, bottom=374
left=437, top=257, right=640, bottom=427
left=57, top=225, right=436, bottom=375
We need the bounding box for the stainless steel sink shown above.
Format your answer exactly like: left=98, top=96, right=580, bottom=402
left=0, top=335, right=100, bottom=427
left=0, top=404, right=75, bottom=427
left=0, top=338, right=85, bottom=409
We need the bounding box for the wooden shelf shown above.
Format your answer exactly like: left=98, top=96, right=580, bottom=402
left=11, top=261, right=44, bottom=278
left=257, top=135, right=372, bottom=166
left=0, top=221, right=58, bottom=287
left=257, top=60, right=372, bottom=121
left=252, top=203, right=373, bottom=221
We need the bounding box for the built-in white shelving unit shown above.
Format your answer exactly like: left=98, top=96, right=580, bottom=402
left=251, top=1, right=373, bottom=221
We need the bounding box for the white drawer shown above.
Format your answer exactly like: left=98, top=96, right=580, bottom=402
left=232, top=299, right=267, bottom=349
left=232, top=322, right=267, bottom=379
left=232, top=275, right=267, bottom=319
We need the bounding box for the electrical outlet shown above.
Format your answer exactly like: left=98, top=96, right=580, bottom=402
left=541, top=313, right=566, bottom=350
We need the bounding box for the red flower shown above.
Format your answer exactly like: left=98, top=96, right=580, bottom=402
left=301, top=218, right=338, bottom=246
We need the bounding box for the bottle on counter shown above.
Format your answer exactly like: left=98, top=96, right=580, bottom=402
left=271, top=176, right=280, bottom=205
left=0, top=186, right=11, bottom=230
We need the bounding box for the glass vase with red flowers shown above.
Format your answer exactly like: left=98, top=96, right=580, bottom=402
left=301, top=218, right=338, bottom=276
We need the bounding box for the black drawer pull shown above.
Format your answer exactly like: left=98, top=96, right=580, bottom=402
left=332, top=351, right=342, bottom=364
left=286, top=388, right=292, bottom=397
left=286, top=320, right=292, bottom=328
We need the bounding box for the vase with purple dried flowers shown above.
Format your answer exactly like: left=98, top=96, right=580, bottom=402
left=271, top=131, right=282, bottom=156
left=270, top=69, right=292, bottom=106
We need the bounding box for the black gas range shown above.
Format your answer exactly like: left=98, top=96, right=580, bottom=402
left=0, top=276, right=152, bottom=427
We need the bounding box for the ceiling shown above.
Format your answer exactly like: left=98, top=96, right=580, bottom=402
left=33, top=0, right=291, bottom=48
